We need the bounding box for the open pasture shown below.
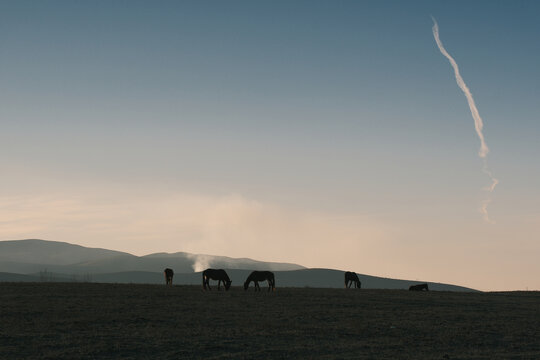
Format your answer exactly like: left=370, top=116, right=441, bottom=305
left=1, top=283, right=539, bottom=359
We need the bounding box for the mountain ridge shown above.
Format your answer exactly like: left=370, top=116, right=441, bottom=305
left=0, top=239, right=305, bottom=274
left=0, top=239, right=477, bottom=291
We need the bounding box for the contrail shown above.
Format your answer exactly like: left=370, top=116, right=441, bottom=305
left=431, top=17, right=498, bottom=223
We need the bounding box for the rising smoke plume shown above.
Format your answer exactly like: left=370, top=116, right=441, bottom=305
left=187, top=254, right=212, bottom=272
left=431, top=17, right=498, bottom=223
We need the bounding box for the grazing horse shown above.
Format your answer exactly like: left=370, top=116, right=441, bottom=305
left=202, top=269, right=232, bottom=291
left=409, top=283, right=429, bottom=291
left=344, top=271, right=361, bottom=288
left=244, top=271, right=275, bottom=292
left=164, top=268, right=174, bottom=286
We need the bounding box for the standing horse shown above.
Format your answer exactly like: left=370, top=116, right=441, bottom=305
left=244, top=271, right=275, bottom=292
left=409, top=283, right=429, bottom=291
left=202, top=269, right=232, bottom=291
left=164, top=268, right=174, bottom=286
left=344, top=271, right=361, bottom=288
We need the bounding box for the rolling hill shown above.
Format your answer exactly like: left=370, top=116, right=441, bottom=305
left=0, top=239, right=477, bottom=291
left=0, top=239, right=304, bottom=274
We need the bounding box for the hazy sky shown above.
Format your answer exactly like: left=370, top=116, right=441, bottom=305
left=1, top=1, right=539, bottom=291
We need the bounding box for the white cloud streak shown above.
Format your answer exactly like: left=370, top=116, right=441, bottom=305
left=431, top=17, right=499, bottom=223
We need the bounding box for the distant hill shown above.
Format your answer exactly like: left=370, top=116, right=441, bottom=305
left=0, top=269, right=477, bottom=292
left=0, top=239, right=477, bottom=291
left=0, top=239, right=305, bottom=274
left=0, top=239, right=130, bottom=264
left=0, top=272, right=39, bottom=282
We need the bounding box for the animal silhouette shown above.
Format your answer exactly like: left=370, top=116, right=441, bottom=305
left=244, top=271, right=275, bottom=292
left=164, top=268, right=174, bottom=286
left=344, top=271, right=361, bottom=288
left=409, top=283, right=429, bottom=291
left=202, top=269, right=232, bottom=291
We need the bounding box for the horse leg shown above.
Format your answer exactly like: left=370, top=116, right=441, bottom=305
left=218, top=280, right=221, bottom=291
left=203, top=275, right=209, bottom=290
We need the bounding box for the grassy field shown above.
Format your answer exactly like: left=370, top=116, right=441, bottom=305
left=1, top=283, right=539, bottom=359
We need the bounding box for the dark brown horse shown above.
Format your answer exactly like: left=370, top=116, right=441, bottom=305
left=202, top=269, right=232, bottom=291
left=244, top=271, right=275, bottom=291
left=345, top=271, right=361, bottom=288
left=409, top=283, right=429, bottom=291
left=164, top=268, right=174, bottom=286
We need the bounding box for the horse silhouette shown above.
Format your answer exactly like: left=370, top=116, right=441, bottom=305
left=202, top=269, right=232, bottom=291
left=409, top=283, right=429, bottom=291
left=244, top=271, right=275, bottom=292
left=344, top=271, right=361, bottom=288
left=164, top=268, right=174, bottom=286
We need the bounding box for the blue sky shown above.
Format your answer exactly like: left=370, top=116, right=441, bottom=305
left=1, top=1, right=539, bottom=290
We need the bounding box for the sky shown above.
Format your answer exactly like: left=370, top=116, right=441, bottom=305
left=1, top=0, right=539, bottom=291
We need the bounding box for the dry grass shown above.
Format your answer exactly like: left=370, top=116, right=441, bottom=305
left=1, top=283, right=539, bottom=359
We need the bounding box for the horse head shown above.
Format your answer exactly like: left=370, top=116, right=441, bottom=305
left=225, top=280, right=232, bottom=290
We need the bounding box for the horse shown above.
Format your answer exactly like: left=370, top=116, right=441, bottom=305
left=409, top=283, right=429, bottom=291
left=244, top=271, right=275, bottom=292
left=344, top=271, right=361, bottom=288
left=164, top=268, right=174, bottom=286
left=202, top=269, right=232, bottom=291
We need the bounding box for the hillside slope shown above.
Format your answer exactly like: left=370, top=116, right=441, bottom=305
left=0, top=240, right=476, bottom=291
left=0, top=269, right=476, bottom=291
left=0, top=239, right=304, bottom=274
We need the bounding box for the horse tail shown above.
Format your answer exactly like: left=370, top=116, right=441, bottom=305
left=202, top=272, right=206, bottom=290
